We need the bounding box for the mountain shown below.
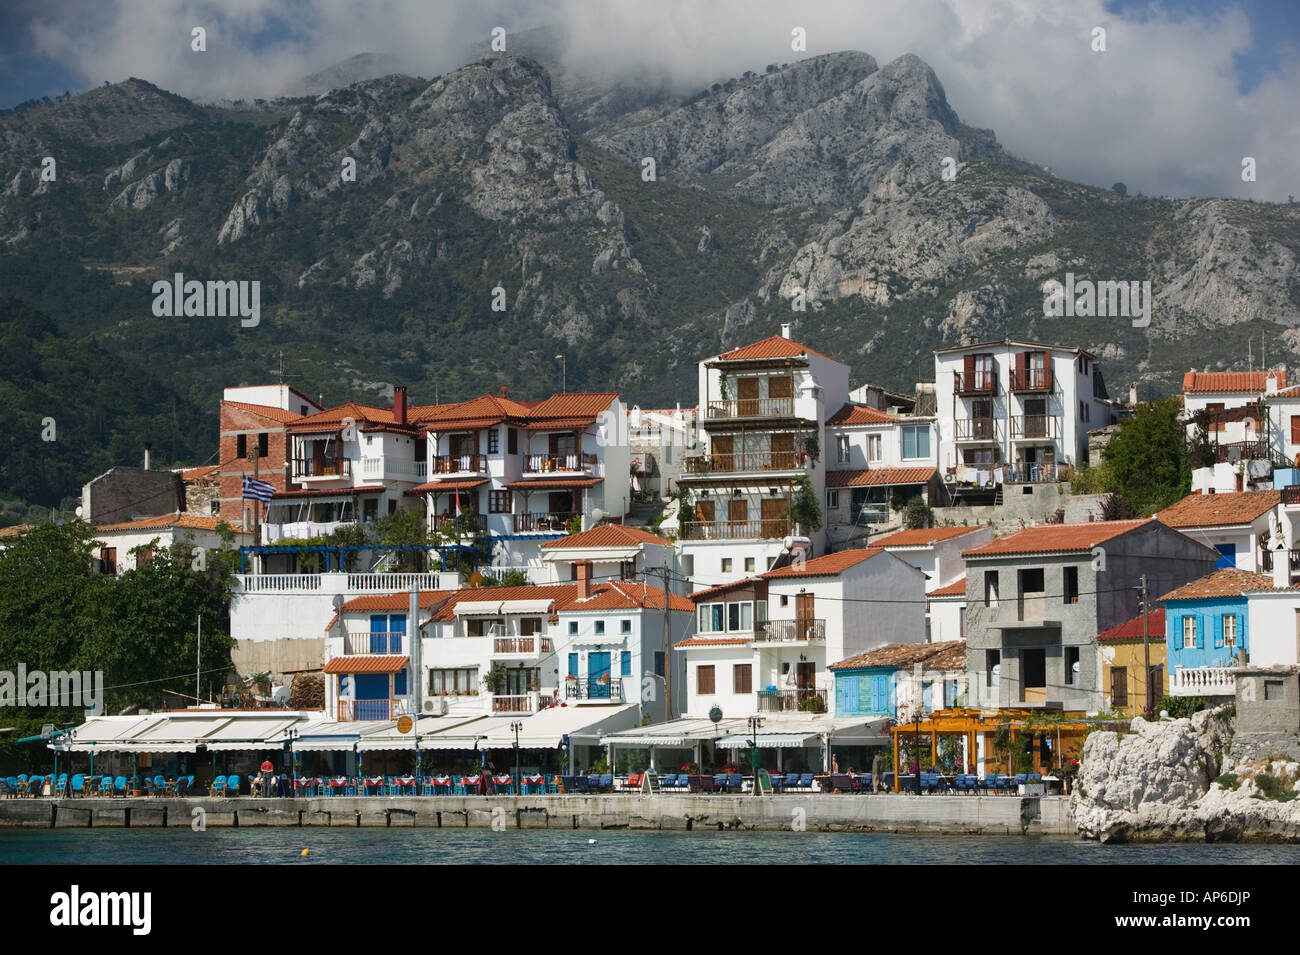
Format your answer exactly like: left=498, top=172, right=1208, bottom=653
left=0, top=50, right=1297, bottom=516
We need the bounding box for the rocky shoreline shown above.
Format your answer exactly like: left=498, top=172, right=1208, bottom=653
left=1073, top=706, right=1300, bottom=843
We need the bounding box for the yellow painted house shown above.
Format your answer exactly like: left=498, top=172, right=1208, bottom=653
left=1098, top=609, right=1167, bottom=717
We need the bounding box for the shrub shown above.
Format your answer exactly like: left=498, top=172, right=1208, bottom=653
left=1214, top=772, right=1240, bottom=791
left=1156, top=695, right=1206, bottom=719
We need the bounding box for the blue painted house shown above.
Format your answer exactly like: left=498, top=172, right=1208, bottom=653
left=829, top=642, right=966, bottom=718
left=1161, top=568, right=1272, bottom=697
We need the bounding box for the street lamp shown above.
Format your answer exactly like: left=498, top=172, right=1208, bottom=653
left=747, top=715, right=764, bottom=795
left=510, top=721, right=523, bottom=794
left=913, top=707, right=923, bottom=796
left=555, top=353, right=565, bottom=393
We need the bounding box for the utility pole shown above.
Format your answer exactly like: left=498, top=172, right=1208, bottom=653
left=661, top=563, right=672, bottom=722
left=1140, top=574, right=1152, bottom=717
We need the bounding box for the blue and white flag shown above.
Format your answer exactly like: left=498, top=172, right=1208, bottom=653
left=242, top=475, right=275, bottom=503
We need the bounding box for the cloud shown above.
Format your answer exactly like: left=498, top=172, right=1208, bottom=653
left=10, top=0, right=1299, bottom=200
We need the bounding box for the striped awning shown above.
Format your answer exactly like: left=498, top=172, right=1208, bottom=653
left=714, top=733, right=816, bottom=749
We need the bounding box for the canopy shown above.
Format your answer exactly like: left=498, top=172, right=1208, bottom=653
left=453, top=600, right=506, bottom=615
left=477, top=704, right=639, bottom=749
left=357, top=715, right=489, bottom=752
left=715, top=732, right=816, bottom=749
left=289, top=718, right=395, bottom=751
left=204, top=716, right=305, bottom=752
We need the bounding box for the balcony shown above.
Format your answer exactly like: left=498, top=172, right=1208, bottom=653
left=679, top=518, right=792, bottom=541
left=434, top=513, right=487, bottom=535
left=492, top=635, right=554, bottom=658
left=337, top=698, right=406, bottom=721
left=491, top=691, right=542, bottom=714
left=514, top=512, right=577, bottom=533
left=346, top=573, right=442, bottom=592
left=292, top=457, right=351, bottom=480
left=1170, top=666, right=1237, bottom=697
left=263, top=520, right=353, bottom=543
left=954, top=372, right=997, bottom=397
left=705, top=397, right=796, bottom=421
left=523, top=453, right=597, bottom=476
left=756, top=688, right=828, bottom=713
left=432, top=454, right=487, bottom=475
left=954, top=418, right=1000, bottom=442
left=684, top=451, right=803, bottom=474
left=1010, top=414, right=1059, bottom=440
left=754, top=619, right=826, bottom=643
left=565, top=678, right=626, bottom=703
left=1010, top=369, right=1053, bottom=393
left=342, top=632, right=404, bottom=655
left=362, top=457, right=427, bottom=480
left=1006, top=464, right=1068, bottom=484
left=1209, top=439, right=1270, bottom=464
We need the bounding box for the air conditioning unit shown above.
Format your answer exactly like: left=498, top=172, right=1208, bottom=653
left=422, top=697, right=448, bottom=716
left=944, top=472, right=955, bottom=483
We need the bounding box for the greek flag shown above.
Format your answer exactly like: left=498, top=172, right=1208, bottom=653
left=242, top=476, right=275, bottom=503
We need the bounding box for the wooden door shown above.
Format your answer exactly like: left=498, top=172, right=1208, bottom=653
left=711, top=435, right=734, bottom=471
left=727, top=498, right=748, bottom=526
left=795, top=593, right=815, bottom=640
left=1110, top=666, right=1128, bottom=708
left=761, top=497, right=787, bottom=536
left=770, top=432, right=795, bottom=469
left=768, top=376, right=793, bottom=398
left=696, top=500, right=715, bottom=523
left=737, top=377, right=759, bottom=417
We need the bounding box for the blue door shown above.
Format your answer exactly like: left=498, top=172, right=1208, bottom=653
left=589, top=652, right=611, bottom=699
left=354, top=673, right=389, bottom=720
left=1214, top=544, right=1236, bottom=570
left=387, top=614, right=405, bottom=653
left=370, top=615, right=388, bottom=653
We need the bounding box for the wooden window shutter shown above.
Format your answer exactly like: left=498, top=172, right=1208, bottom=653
left=1015, top=351, right=1026, bottom=384
left=1291, top=416, right=1300, bottom=444
left=1042, top=352, right=1053, bottom=390
left=1238, top=613, right=1246, bottom=652
left=1213, top=614, right=1223, bottom=649
left=963, top=354, right=975, bottom=382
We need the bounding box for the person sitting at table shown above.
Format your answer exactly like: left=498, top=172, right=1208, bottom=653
left=250, top=775, right=263, bottom=797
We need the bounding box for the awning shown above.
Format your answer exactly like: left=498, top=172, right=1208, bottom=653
left=272, top=485, right=386, bottom=499
left=506, top=477, right=603, bottom=490
left=322, top=655, right=408, bottom=674
left=715, top=733, right=816, bottom=749
left=497, top=599, right=555, bottom=614
left=408, top=478, right=489, bottom=494
left=413, top=715, right=521, bottom=750
left=543, top=547, right=640, bottom=562
left=204, top=716, right=305, bottom=752
left=357, top=715, right=488, bottom=752
left=65, top=716, right=162, bottom=752
left=453, top=600, right=503, bottom=615
left=290, top=719, right=396, bottom=752
left=127, top=715, right=235, bottom=752
left=477, top=704, right=640, bottom=749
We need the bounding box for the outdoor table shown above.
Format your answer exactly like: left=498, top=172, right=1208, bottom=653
left=687, top=774, right=715, bottom=793
left=1018, top=780, right=1047, bottom=796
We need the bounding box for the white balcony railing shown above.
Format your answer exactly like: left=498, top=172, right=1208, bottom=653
left=346, top=573, right=441, bottom=592
left=237, top=572, right=441, bottom=594
left=362, top=457, right=428, bottom=479
left=238, top=574, right=324, bottom=593
left=1170, top=666, right=1237, bottom=696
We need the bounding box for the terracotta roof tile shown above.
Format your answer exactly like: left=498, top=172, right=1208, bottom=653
left=406, top=478, right=489, bottom=494
left=95, top=514, right=239, bottom=533
left=526, top=393, right=618, bottom=420
left=674, top=635, right=753, bottom=648
left=712, top=335, right=837, bottom=363
left=272, top=484, right=386, bottom=499
left=826, top=467, right=936, bottom=488
left=1155, top=491, right=1280, bottom=528
left=322, top=655, right=408, bottom=674
left=222, top=400, right=302, bottom=424
left=873, top=527, right=986, bottom=548
left=565, top=581, right=694, bottom=613
left=830, top=641, right=964, bottom=671
left=0, top=524, right=35, bottom=539
left=761, top=548, right=882, bottom=579
left=417, top=393, right=538, bottom=430
left=826, top=403, right=898, bottom=426
left=1098, top=609, right=1166, bottom=642
left=181, top=465, right=220, bottom=481
left=961, top=519, right=1150, bottom=557
left=288, top=401, right=405, bottom=432
left=541, top=524, right=670, bottom=549
left=1160, top=568, right=1276, bottom=602
left=326, top=590, right=455, bottom=632
left=929, top=577, right=967, bottom=598
left=505, top=477, right=602, bottom=490
left=1182, top=370, right=1286, bottom=393
left=688, top=578, right=762, bottom=602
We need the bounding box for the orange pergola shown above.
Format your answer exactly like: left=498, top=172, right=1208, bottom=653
left=889, top=708, right=1089, bottom=791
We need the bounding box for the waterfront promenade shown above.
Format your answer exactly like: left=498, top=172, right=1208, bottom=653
left=0, top=794, right=1074, bottom=835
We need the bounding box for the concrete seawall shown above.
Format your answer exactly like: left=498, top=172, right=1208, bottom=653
left=0, top=794, right=1074, bottom=835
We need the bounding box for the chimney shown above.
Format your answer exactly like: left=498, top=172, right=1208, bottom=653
left=393, top=386, right=408, bottom=426
left=780, top=323, right=792, bottom=339
left=1266, top=373, right=1279, bottom=394
left=500, top=386, right=508, bottom=397
left=575, top=560, right=593, bottom=599
left=143, top=443, right=151, bottom=471
left=1128, top=384, right=1138, bottom=406
left=1275, top=543, right=1290, bottom=589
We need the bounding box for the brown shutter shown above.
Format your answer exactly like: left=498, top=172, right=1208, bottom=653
left=728, top=498, right=748, bottom=523
left=768, top=376, right=793, bottom=399
left=1042, top=352, right=1053, bottom=391
left=1015, top=351, right=1026, bottom=388
left=1290, top=416, right=1300, bottom=444
left=698, top=665, right=715, bottom=695
left=963, top=354, right=975, bottom=388
left=696, top=500, right=715, bottom=523
left=1110, top=667, right=1128, bottom=707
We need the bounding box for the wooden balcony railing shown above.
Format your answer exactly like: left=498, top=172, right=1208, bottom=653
left=337, top=699, right=398, bottom=721
left=1009, top=369, right=1053, bottom=393
left=292, top=457, right=350, bottom=479
left=1010, top=414, right=1059, bottom=439
left=434, top=513, right=486, bottom=534
left=1281, top=486, right=1300, bottom=506
left=491, top=693, right=538, bottom=714
left=679, top=518, right=792, bottom=540
left=433, top=454, right=486, bottom=474
left=756, top=688, right=827, bottom=713
left=343, top=632, right=404, bottom=654
left=705, top=397, right=796, bottom=420
left=954, top=417, right=999, bottom=441
left=1210, top=440, right=1270, bottom=464
left=754, top=619, right=826, bottom=642
left=492, top=636, right=554, bottom=655
left=954, top=371, right=997, bottom=396
left=514, top=512, right=577, bottom=533
left=684, top=451, right=803, bottom=474
left=524, top=453, right=596, bottom=474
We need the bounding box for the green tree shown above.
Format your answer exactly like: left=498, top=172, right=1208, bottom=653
left=788, top=477, right=823, bottom=533
left=373, top=506, right=431, bottom=571
left=902, top=496, right=933, bottom=529
left=1101, top=397, right=1190, bottom=516
left=481, top=569, right=530, bottom=587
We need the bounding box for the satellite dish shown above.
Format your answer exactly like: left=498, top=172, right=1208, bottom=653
left=783, top=536, right=794, bottom=551
left=468, top=572, right=484, bottom=588
left=709, top=705, right=723, bottom=724
left=591, top=508, right=606, bottom=524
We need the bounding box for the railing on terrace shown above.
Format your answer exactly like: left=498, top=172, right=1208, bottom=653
left=1170, top=666, right=1237, bottom=696
left=337, top=699, right=399, bottom=721
left=1282, top=486, right=1300, bottom=506
left=432, top=454, right=487, bottom=474
left=523, top=453, right=597, bottom=473
left=346, top=573, right=441, bottom=591
left=683, top=451, right=802, bottom=474
left=754, top=619, right=826, bottom=642
left=756, top=688, right=828, bottom=713
left=704, top=397, right=795, bottom=420
left=239, top=574, right=324, bottom=592
left=292, top=457, right=351, bottom=479
left=343, top=632, right=404, bottom=654
left=491, top=692, right=541, bottom=714
left=1006, top=465, right=1069, bottom=484
left=492, top=636, right=553, bottom=655
left=954, top=372, right=997, bottom=397
left=1210, top=440, right=1270, bottom=464
left=434, top=513, right=487, bottom=534
left=954, top=418, right=999, bottom=441
left=565, top=679, right=626, bottom=702
left=1009, top=369, right=1053, bottom=393
left=679, top=518, right=792, bottom=541
left=514, top=512, right=577, bottom=533
left=1010, top=414, right=1059, bottom=439
left=362, top=457, right=427, bottom=479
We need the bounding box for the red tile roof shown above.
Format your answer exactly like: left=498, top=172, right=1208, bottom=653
left=711, top=335, right=836, bottom=363
left=181, top=465, right=220, bottom=481
left=95, top=513, right=239, bottom=533
left=407, top=478, right=489, bottom=494
left=673, top=635, right=753, bottom=648
left=1182, top=370, right=1286, bottom=393
left=326, top=591, right=456, bottom=632
left=418, top=393, right=539, bottom=430
left=1155, top=491, right=1280, bottom=528
left=222, top=400, right=303, bottom=424
left=929, top=577, right=967, bottom=598
left=873, top=527, right=986, bottom=548
left=761, top=548, right=882, bottom=579
left=688, top=578, right=762, bottom=603
left=322, top=655, right=408, bottom=674
left=541, top=524, right=671, bottom=549
left=0, top=524, right=35, bottom=539
left=1160, top=568, right=1276, bottom=602
left=1098, top=609, right=1166, bottom=642
left=272, top=484, right=386, bottom=499
left=826, top=403, right=898, bottom=426
left=566, top=581, right=695, bottom=613
left=826, top=467, right=936, bottom=488
left=505, top=477, right=603, bottom=490
left=830, top=641, right=965, bottom=671
left=526, top=393, right=618, bottom=420
left=288, top=401, right=410, bottom=433
left=962, top=519, right=1151, bottom=557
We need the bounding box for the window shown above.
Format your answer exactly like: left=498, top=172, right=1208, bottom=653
left=1223, top=614, right=1237, bottom=648
left=137, top=549, right=153, bottom=567
left=682, top=554, right=694, bottom=577
left=621, top=651, right=631, bottom=677
left=1291, top=415, right=1300, bottom=445
left=1266, top=680, right=1285, bottom=701
left=507, top=428, right=518, bottom=454
left=733, top=664, right=752, bottom=694
left=568, top=621, right=578, bottom=635
left=825, top=490, right=839, bottom=509
left=519, top=618, right=542, bottom=636
left=837, top=435, right=850, bottom=464
left=620, top=619, right=632, bottom=634
left=901, top=425, right=930, bottom=459
left=1063, top=566, right=1079, bottom=604
left=1066, top=646, right=1079, bottom=686
left=654, top=651, right=664, bottom=677
left=699, top=604, right=724, bottom=633
left=429, top=667, right=479, bottom=696
left=505, top=667, right=540, bottom=694
left=744, top=557, right=755, bottom=572
left=727, top=602, right=753, bottom=632
left=1110, top=667, right=1128, bottom=707
left=488, top=429, right=499, bottom=454
left=388, top=500, right=397, bottom=515
left=986, top=650, right=1000, bottom=687
left=867, top=434, right=882, bottom=462
left=756, top=600, right=767, bottom=623
left=258, top=433, right=268, bottom=457
left=101, top=547, right=117, bottom=575
left=595, top=620, right=605, bottom=636
left=236, top=434, right=247, bottom=458
left=363, top=498, right=378, bottom=522
left=1183, top=616, right=1197, bottom=649
left=780, top=594, right=789, bottom=607
left=985, top=571, right=999, bottom=607
left=1020, top=568, right=1044, bottom=594
left=489, top=490, right=512, bottom=513
left=568, top=653, right=578, bottom=677
left=721, top=557, right=733, bottom=574
left=466, top=618, right=505, bottom=637
left=697, top=665, right=715, bottom=694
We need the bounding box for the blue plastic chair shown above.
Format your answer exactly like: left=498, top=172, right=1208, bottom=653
left=96, top=776, right=112, bottom=796
left=70, top=774, right=85, bottom=796
left=112, top=776, right=127, bottom=796
left=209, top=775, right=226, bottom=796
left=798, top=773, right=814, bottom=791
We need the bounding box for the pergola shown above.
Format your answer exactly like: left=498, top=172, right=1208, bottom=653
left=889, top=708, right=1089, bottom=791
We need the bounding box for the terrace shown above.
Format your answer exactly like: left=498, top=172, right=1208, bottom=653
left=679, top=518, right=792, bottom=541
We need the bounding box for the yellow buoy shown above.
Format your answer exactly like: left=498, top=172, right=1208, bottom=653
left=301, top=849, right=309, bottom=857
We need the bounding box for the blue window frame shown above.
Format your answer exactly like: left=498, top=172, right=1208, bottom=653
left=568, top=653, right=578, bottom=677
left=620, top=651, right=631, bottom=676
